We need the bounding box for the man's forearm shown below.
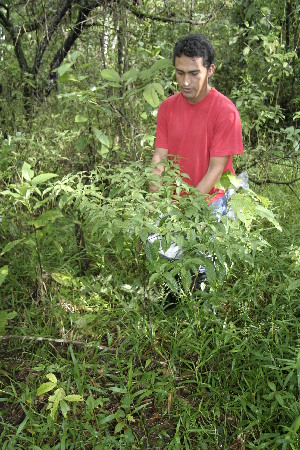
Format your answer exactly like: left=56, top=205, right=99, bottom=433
left=196, top=155, right=230, bottom=194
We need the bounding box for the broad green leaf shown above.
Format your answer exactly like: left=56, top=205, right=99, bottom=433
left=51, top=271, right=74, bottom=286
left=99, top=413, right=118, bottom=425
left=55, top=63, right=73, bottom=77
left=254, top=205, right=282, bottom=231
left=149, top=272, right=160, bottom=285
left=275, top=393, right=284, bottom=406
left=151, top=58, right=172, bottom=71
left=288, top=279, right=300, bottom=291
left=145, top=359, right=151, bottom=368
left=31, top=173, right=58, bottom=185
left=115, top=421, right=125, bottom=434
left=216, top=171, right=233, bottom=190
left=57, top=73, right=78, bottom=83
left=75, top=114, right=88, bottom=123
left=152, top=82, right=164, bottom=96
left=70, top=50, right=81, bottom=62
left=48, top=388, right=65, bottom=420
left=143, top=84, right=160, bottom=108
left=288, top=414, right=300, bottom=435
left=22, top=162, right=34, bottom=181
left=29, top=210, right=63, bottom=228
left=267, top=381, right=276, bottom=392
left=122, top=67, right=139, bottom=83
left=0, top=265, right=9, bottom=285
left=64, top=394, right=84, bottom=402
left=101, top=68, right=121, bottom=82
left=76, top=135, right=88, bottom=152
left=37, top=381, right=57, bottom=396
left=164, top=272, right=178, bottom=292
left=93, top=128, right=110, bottom=147
left=60, top=400, right=70, bottom=418
left=180, top=267, right=192, bottom=292
left=46, top=373, right=58, bottom=384
left=1, top=238, right=23, bottom=256
left=0, top=310, right=17, bottom=334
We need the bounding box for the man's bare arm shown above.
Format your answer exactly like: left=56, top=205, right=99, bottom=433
left=196, top=156, right=230, bottom=194
left=149, top=147, right=168, bottom=193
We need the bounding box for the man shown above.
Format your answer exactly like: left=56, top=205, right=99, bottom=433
left=148, top=34, right=243, bottom=301
left=151, top=33, right=243, bottom=207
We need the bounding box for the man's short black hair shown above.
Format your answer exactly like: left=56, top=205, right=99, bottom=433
left=173, top=34, right=215, bottom=68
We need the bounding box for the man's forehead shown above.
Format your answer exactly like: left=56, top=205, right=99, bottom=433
left=175, top=55, right=205, bottom=69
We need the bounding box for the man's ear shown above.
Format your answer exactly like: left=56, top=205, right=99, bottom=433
left=208, top=64, right=215, bottom=77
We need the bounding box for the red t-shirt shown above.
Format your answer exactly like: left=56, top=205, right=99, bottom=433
left=155, top=88, right=243, bottom=201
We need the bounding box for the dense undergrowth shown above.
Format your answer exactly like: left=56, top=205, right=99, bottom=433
left=0, top=154, right=299, bottom=449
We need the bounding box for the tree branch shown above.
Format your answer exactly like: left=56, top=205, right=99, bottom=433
left=0, top=10, right=30, bottom=72
left=33, top=0, right=73, bottom=75
left=46, top=3, right=100, bottom=93
left=248, top=175, right=300, bottom=186
left=126, top=3, right=213, bottom=25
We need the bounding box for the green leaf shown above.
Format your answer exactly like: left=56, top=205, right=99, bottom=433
left=75, top=115, right=88, bottom=123
left=70, top=50, right=81, bottom=62
left=164, top=272, right=178, bottom=292
left=254, top=205, right=282, bottom=231
left=93, top=128, right=110, bottom=147
left=115, top=421, right=125, bottom=434
left=149, top=272, right=160, bottom=285
left=31, top=173, right=58, bottom=185
left=1, top=239, right=24, bottom=256
left=151, top=58, right=172, bottom=71
left=22, top=162, right=34, bottom=181
left=48, top=388, right=65, bottom=420
left=46, top=373, right=58, bottom=384
left=122, top=68, right=139, bottom=83
left=51, top=272, right=74, bottom=287
left=0, top=265, right=9, bottom=286
left=267, top=381, right=276, bottom=392
left=37, top=381, right=57, bottom=396
left=64, top=394, right=84, bottom=402
left=76, top=135, right=88, bottom=152
left=16, top=416, right=28, bottom=436
left=57, top=73, right=78, bottom=83
left=99, top=413, right=118, bottom=425
left=145, top=359, right=151, bottom=368
left=55, top=63, right=73, bottom=77
left=152, top=82, right=164, bottom=96
left=101, top=68, right=121, bottom=82
left=275, top=393, right=284, bottom=406
left=0, top=310, right=17, bottom=334
left=60, top=400, right=70, bottom=418
left=29, top=210, right=63, bottom=228
left=143, top=84, right=160, bottom=108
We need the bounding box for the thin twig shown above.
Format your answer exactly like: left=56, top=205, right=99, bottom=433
left=0, top=334, right=115, bottom=353
left=0, top=334, right=168, bottom=365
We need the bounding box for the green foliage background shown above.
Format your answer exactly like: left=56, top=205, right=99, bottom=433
left=0, top=1, right=299, bottom=448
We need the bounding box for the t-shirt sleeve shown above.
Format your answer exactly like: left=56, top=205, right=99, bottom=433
left=210, top=102, right=243, bottom=157
left=155, top=100, right=169, bottom=149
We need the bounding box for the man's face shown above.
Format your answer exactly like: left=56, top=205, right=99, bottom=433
left=175, top=55, right=215, bottom=104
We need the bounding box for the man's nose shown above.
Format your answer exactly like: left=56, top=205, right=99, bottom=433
left=183, top=75, right=191, bottom=86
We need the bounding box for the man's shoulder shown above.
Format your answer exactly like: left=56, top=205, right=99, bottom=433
left=210, top=88, right=239, bottom=112
left=159, top=93, right=181, bottom=108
